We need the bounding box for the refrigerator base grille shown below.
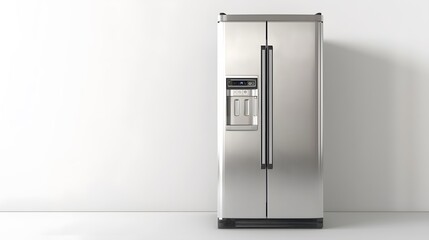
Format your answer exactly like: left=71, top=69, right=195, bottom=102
left=218, top=218, right=323, bottom=229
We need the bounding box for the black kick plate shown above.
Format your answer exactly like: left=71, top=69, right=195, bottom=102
left=218, top=218, right=323, bottom=229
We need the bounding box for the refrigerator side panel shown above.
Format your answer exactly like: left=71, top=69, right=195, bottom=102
left=217, top=21, right=226, bottom=219
left=220, top=22, right=266, bottom=218
left=268, top=22, right=323, bottom=218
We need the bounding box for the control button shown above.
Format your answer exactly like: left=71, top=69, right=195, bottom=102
left=243, top=90, right=248, bottom=94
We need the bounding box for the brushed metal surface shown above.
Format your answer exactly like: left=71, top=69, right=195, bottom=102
left=220, top=22, right=266, bottom=218
left=267, top=22, right=323, bottom=218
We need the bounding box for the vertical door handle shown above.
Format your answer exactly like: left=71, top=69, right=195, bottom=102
left=267, top=46, right=273, bottom=169
left=261, top=46, right=266, bottom=169
left=262, top=46, right=273, bottom=169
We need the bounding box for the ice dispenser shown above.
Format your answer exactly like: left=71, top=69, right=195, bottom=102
left=226, top=76, right=258, bottom=131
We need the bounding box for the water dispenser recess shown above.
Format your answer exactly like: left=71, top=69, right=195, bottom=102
left=226, top=76, right=258, bottom=131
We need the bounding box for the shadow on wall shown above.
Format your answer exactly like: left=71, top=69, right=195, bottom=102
left=323, top=42, right=418, bottom=211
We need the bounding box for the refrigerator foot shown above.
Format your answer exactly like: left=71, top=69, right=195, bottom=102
left=218, top=218, right=323, bottom=229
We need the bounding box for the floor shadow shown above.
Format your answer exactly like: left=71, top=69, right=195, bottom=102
left=324, top=212, right=429, bottom=229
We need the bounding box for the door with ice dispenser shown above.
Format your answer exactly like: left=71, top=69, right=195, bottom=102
left=221, top=22, right=265, bottom=218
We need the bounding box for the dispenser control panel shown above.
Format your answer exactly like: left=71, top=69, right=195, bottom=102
left=227, top=78, right=257, bottom=89
left=226, top=77, right=258, bottom=131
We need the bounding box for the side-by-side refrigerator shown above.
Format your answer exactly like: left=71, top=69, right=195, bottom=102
left=217, top=13, right=323, bottom=228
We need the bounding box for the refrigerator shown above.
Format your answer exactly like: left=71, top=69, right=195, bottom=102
left=217, top=13, right=323, bottom=228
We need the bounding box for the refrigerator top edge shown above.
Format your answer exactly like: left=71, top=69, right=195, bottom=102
left=218, top=13, right=323, bottom=22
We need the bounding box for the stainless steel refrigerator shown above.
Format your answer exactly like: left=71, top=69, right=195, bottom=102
left=217, top=13, right=323, bottom=228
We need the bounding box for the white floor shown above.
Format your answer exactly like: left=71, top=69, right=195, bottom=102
left=0, top=212, right=428, bottom=240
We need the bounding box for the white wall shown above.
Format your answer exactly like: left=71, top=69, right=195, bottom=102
left=0, top=0, right=429, bottom=211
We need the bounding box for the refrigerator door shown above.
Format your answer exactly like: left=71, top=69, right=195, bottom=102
left=219, top=22, right=266, bottom=218
left=267, top=22, right=323, bottom=218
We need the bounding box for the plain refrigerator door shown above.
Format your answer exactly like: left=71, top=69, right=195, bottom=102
left=219, top=22, right=266, bottom=218
left=267, top=22, right=323, bottom=218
